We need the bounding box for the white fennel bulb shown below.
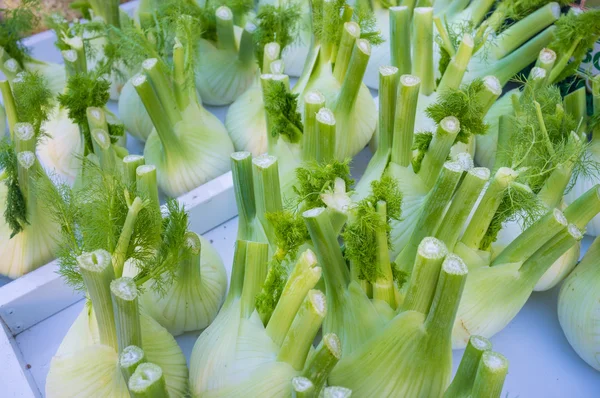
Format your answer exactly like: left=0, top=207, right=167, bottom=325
left=118, top=78, right=153, bottom=142
left=133, top=48, right=234, bottom=197
left=46, top=252, right=188, bottom=398
left=195, top=8, right=257, bottom=105
left=558, top=235, right=600, bottom=371
left=129, top=233, right=228, bottom=336
left=37, top=107, right=83, bottom=184
left=190, top=243, right=326, bottom=397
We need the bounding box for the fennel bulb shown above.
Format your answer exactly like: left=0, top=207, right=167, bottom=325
left=37, top=107, right=83, bottom=184
left=328, top=240, right=469, bottom=396
left=118, top=78, right=153, bottom=142
left=133, top=232, right=228, bottom=336
left=190, top=243, right=327, bottom=397
left=195, top=8, right=258, bottom=105
left=0, top=76, right=61, bottom=278
left=558, top=235, right=600, bottom=371
left=46, top=253, right=189, bottom=398
left=134, top=43, right=234, bottom=197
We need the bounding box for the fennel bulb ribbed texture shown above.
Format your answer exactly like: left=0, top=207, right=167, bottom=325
left=37, top=107, right=83, bottom=184
left=118, top=79, right=153, bottom=142
left=46, top=307, right=189, bottom=397
left=558, top=236, right=600, bottom=371
left=127, top=235, right=228, bottom=336
left=0, top=181, right=60, bottom=278
left=225, top=81, right=268, bottom=155
left=142, top=101, right=234, bottom=197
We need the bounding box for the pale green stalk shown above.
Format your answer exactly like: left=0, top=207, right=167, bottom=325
left=444, top=336, right=493, bottom=398
left=240, top=242, right=269, bottom=318
left=119, top=345, right=146, bottom=384
left=292, top=377, right=315, bottom=398
left=425, top=255, right=468, bottom=339
left=390, top=7, right=412, bottom=75
left=563, top=185, right=600, bottom=229
left=302, top=333, right=341, bottom=395
left=564, top=87, right=587, bottom=132
left=136, top=165, right=160, bottom=215
left=77, top=250, right=118, bottom=350
left=334, top=39, right=371, bottom=118
left=549, top=38, right=582, bottom=84
left=231, top=152, right=256, bottom=240
left=458, top=0, right=495, bottom=27
left=460, top=167, right=518, bottom=251
left=239, top=23, right=256, bottom=65
left=266, top=250, right=322, bottom=347
left=91, top=128, right=115, bottom=172
left=373, top=202, right=397, bottom=308
left=111, top=277, right=142, bottom=352
left=123, top=155, right=145, bottom=188
left=172, top=42, right=191, bottom=111
left=535, top=48, right=557, bottom=74
left=0, top=80, right=17, bottom=136
left=412, top=7, right=434, bottom=95
left=113, top=197, right=144, bottom=278
left=302, top=91, right=327, bottom=162
left=316, top=108, right=336, bottom=162
left=128, top=363, right=169, bottom=398
left=470, top=352, right=509, bottom=398
left=263, top=42, right=281, bottom=72
left=216, top=6, right=236, bottom=51
left=420, top=116, right=462, bottom=187
left=402, top=237, right=448, bottom=313
left=333, top=22, right=361, bottom=82
left=252, top=155, right=283, bottom=245
left=2, top=58, right=20, bottom=80
left=436, top=168, right=490, bottom=251
left=396, top=161, right=464, bottom=273
left=434, top=17, right=455, bottom=58
left=278, top=290, right=327, bottom=370
left=438, top=34, right=474, bottom=92
left=492, top=3, right=561, bottom=59
left=493, top=209, right=567, bottom=266
left=493, top=115, right=516, bottom=172
left=391, top=75, right=421, bottom=166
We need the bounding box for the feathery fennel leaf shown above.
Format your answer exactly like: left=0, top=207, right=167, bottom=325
left=255, top=259, right=288, bottom=320
left=549, top=10, right=600, bottom=83
left=264, top=80, right=304, bottom=143
left=0, top=141, right=28, bottom=237
left=425, top=79, right=489, bottom=144
left=266, top=211, right=310, bottom=260
left=254, top=4, right=303, bottom=66
left=293, top=159, right=354, bottom=209
left=411, top=132, right=433, bottom=174
left=0, top=0, right=39, bottom=67
left=343, top=176, right=402, bottom=283
left=12, top=71, right=53, bottom=138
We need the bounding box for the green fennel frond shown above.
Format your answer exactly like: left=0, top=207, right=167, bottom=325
left=342, top=177, right=402, bottom=283
left=0, top=141, right=28, bottom=237
left=58, top=71, right=111, bottom=153
left=12, top=71, right=53, bottom=138
left=549, top=10, right=600, bottom=83
left=411, top=131, right=433, bottom=174
left=425, top=79, right=489, bottom=144
left=254, top=4, right=303, bottom=65
left=264, top=80, right=304, bottom=143
left=266, top=210, right=311, bottom=260
left=0, top=0, right=40, bottom=67
left=293, top=159, right=354, bottom=210
left=353, top=4, right=384, bottom=46
left=255, top=259, right=288, bottom=319
left=480, top=182, right=545, bottom=251
left=495, top=0, right=571, bottom=33
left=69, top=0, right=93, bottom=21
left=312, top=0, right=346, bottom=45
left=134, top=199, right=191, bottom=295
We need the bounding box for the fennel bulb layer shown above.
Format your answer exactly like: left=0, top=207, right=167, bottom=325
left=143, top=102, right=234, bottom=197
left=225, top=82, right=268, bottom=155
left=118, top=79, right=153, bottom=142
left=46, top=307, right=189, bottom=398
left=195, top=36, right=258, bottom=106
left=558, top=237, right=600, bottom=371
left=0, top=183, right=60, bottom=278
left=37, top=107, right=83, bottom=185
left=137, top=236, right=228, bottom=336
left=25, top=60, right=66, bottom=95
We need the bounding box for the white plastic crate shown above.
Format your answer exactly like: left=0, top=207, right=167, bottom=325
left=1, top=2, right=600, bottom=396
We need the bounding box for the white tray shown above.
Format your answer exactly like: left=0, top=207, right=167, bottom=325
left=1, top=1, right=600, bottom=397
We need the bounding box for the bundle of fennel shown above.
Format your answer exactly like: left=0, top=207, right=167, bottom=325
left=43, top=152, right=227, bottom=396
left=0, top=72, right=60, bottom=278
